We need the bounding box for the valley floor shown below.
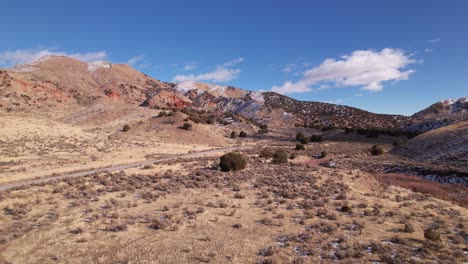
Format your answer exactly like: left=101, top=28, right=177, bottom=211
left=0, top=112, right=467, bottom=263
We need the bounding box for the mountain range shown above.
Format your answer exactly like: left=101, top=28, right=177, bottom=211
left=1, top=55, right=466, bottom=131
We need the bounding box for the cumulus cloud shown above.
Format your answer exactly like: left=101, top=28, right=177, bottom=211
left=0, top=49, right=107, bottom=67
left=173, top=58, right=244, bottom=83
left=283, top=63, right=296, bottom=73
left=271, top=81, right=312, bottom=94
left=173, top=67, right=240, bottom=83
left=428, top=38, right=441, bottom=43
left=271, top=48, right=416, bottom=94
left=183, top=63, right=197, bottom=71
left=127, top=55, right=144, bottom=65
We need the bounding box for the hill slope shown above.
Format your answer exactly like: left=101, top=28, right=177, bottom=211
left=0, top=55, right=189, bottom=111
left=391, top=121, right=468, bottom=170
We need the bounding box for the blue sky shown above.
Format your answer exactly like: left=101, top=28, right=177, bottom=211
left=1, top=0, right=467, bottom=115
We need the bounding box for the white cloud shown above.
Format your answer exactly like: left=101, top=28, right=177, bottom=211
left=127, top=55, right=144, bottom=65
left=425, top=48, right=432, bottom=53
left=428, top=38, right=441, bottom=43
left=283, top=63, right=296, bottom=73
left=271, top=48, right=416, bottom=94
left=325, top=99, right=344, bottom=104
left=184, top=63, right=197, bottom=71
left=173, top=67, right=240, bottom=83
left=0, top=49, right=107, bottom=67
left=223, top=57, right=244, bottom=67
left=173, top=58, right=244, bottom=83
left=271, top=81, right=312, bottom=94
left=355, top=93, right=364, bottom=97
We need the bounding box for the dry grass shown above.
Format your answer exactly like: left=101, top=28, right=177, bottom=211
left=374, top=173, right=468, bottom=207
left=0, top=123, right=467, bottom=263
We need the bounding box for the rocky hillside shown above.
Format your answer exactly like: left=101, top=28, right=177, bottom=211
left=171, top=81, right=413, bottom=129
left=1, top=55, right=464, bottom=131
left=413, top=97, right=468, bottom=120
left=406, top=97, right=468, bottom=132
left=0, top=56, right=186, bottom=111
left=391, top=121, right=468, bottom=170
left=263, top=92, right=410, bottom=128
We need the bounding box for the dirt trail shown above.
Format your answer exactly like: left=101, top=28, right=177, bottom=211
left=0, top=146, right=252, bottom=192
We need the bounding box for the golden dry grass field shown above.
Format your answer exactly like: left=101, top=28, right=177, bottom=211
left=0, top=112, right=467, bottom=263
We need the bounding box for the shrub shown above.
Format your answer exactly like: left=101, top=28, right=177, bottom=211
left=239, top=131, right=247, bottom=137
left=230, top=131, right=237, bottom=138
left=290, top=153, right=297, bottom=159
left=296, top=132, right=308, bottom=144
left=122, top=124, right=130, bottom=132
left=340, top=205, right=353, bottom=214
left=310, top=135, right=323, bottom=142
left=258, top=124, right=268, bottom=134
left=158, top=111, right=167, bottom=117
left=344, top=127, right=355, bottom=134
left=320, top=151, right=328, bottom=158
left=219, top=152, right=247, bottom=172
left=295, top=144, right=305, bottom=151
left=403, top=222, right=414, bottom=233
left=272, top=149, right=288, bottom=164
left=259, top=148, right=274, bottom=159
left=370, top=145, right=384, bottom=156
left=392, top=139, right=403, bottom=146
left=180, top=122, right=192, bottom=131
left=234, top=193, right=246, bottom=199
left=424, top=226, right=441, bottom=241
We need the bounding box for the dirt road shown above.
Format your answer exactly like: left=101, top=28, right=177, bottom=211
left=0, top=146, right=252, bottom=192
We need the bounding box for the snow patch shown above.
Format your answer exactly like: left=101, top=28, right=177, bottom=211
left=87, top=61, right=111, bottom=72
left=8, top=55, right=58, bottom=73
left=174, top=81, right=229, bottom=97
left=174, top=81, right=203, bottom=94
left=441, top=99, right=456, bottom=105
left=250, top=91, right=264, bottom=102
left=9, top=65, right=37, bottom=73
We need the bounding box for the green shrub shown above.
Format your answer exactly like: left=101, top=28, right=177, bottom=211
left=320, top=150, right=328, bottom=158
left=230, top=131, right=238, bottom=138
left=295, top=144, right=305, bottom=151
left=180, top=122, right=192, bottom=131
left=296, top=132, right=308, bottom=144
left=239, top=131, right=247, bottom=137
left=123, top=124, right=131, bottom=132
left=310, top=135, right=323, bottom=142
left=272, top=149, right=288, bottom=164
left=258, top=124, right=268, bottom=134
left=158, top=111, right=167, bottom=117
left=219, top=152, right=247, bottom=172
left=289, top=153, right=297, bottom=159
left=370, top=145, right=384, bottom=156
left=259, top=148, right=274, bottom=159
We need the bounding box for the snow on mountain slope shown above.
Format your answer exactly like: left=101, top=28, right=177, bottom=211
left=87, top=61, right=112, bottom=72
left=8, top=55, right=58, bottom=73
left=174, top=81, right=264, bottom=102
